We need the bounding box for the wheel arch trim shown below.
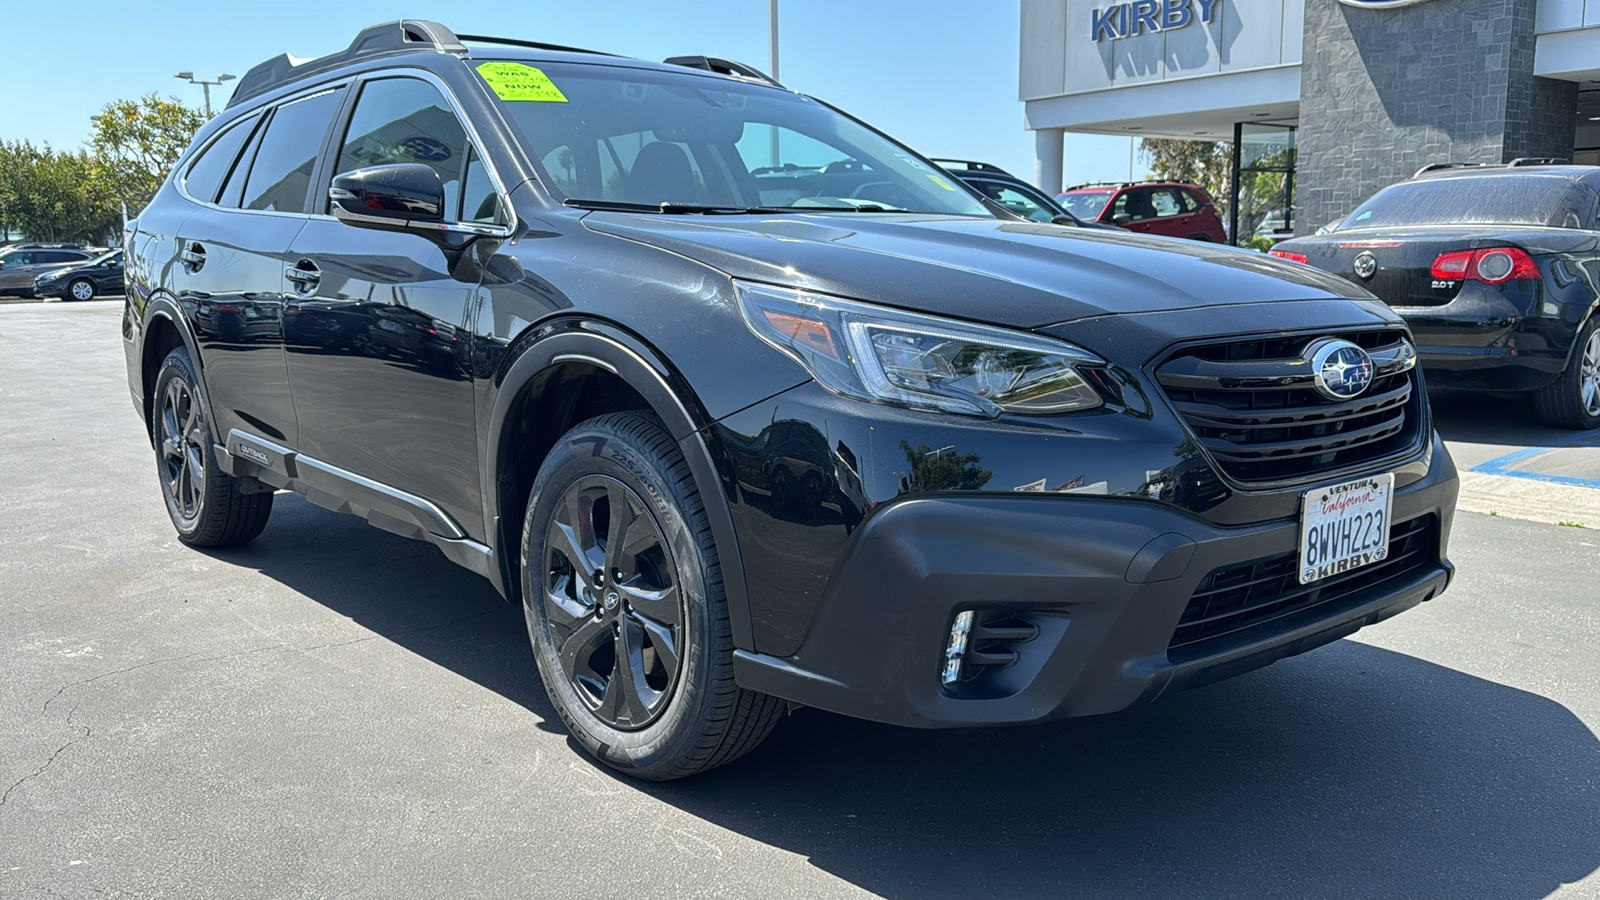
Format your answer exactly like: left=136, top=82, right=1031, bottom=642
left=485, top=320, right=755, bottom=650
left=139, top=294, right=215, bottom=444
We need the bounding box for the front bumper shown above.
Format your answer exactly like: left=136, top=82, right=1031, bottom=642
left=733, top=433, right=1458, bottom=728
left=32, top=279, right=68, bottom=298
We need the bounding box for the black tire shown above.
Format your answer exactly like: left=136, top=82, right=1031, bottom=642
left=1533, top=316, right=1600, bottom=429
left=66, top=278, right=96, bottom=301
left=151, top=347, right=273, bottom=547
left=521, top=411, right=783, bottom=780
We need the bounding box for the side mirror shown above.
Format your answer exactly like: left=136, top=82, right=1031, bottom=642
left=330, top=164, right=446, bottom=230
left=1051, top=214, right=1079, bottom=226
left=1112, top=214, right=1133, bottom=226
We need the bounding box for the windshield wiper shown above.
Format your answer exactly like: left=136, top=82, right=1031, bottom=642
left=563, top=198, right=906, bottom=215
left=564, top=199, right=782, bottom=215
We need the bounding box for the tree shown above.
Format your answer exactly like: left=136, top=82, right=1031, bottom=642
left=0, top=140, right=119, bottom=243
left=899, top=441, right=993, bottom=493
left=88, top=93, right=205, bottom=213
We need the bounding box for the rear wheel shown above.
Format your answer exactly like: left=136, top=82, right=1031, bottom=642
left=152, top=347, right=274, bottom=547
left=521, top=411, right=783, bottom=780
left=1533, top=317, right=1600, bottom=429
left=67, top=278, right=96, bottom=301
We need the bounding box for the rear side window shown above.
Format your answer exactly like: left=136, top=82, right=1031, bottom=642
left=331, top=78, right=468, bottom=219
left=1343, top=174, right=1592, bottom=230
left=183, top=115, right=258, bottom=204
left=1148, top=188, right=1182, bottom=217
left=1179, top=190, right=1201, bottom=213
left=241, top=89, right=343, bottom=214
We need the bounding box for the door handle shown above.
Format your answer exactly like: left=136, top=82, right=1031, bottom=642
left=180, top=242, right=206, bottom=272
left=285, top=260, right=321, bottom=294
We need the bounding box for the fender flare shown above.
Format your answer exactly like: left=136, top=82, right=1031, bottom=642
left=139, top=294, right=216, bottom=444
left=484, top=319, right=755, bottom=651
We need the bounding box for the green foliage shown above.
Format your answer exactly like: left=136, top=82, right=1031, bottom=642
left=0, top=140, right=120, bottom=243
left=1140, top=138, right=1232, bottom=206
left=89, top=93, right=206, bottom=212
left=899, top=441, right=992, bottom=492
left=1, top=93, right=203, bottom=244
left=1249, top=236, right=1276, bottom=252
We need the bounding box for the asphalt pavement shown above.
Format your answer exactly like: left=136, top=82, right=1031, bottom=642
left=3, top=300, right=1598, bottom=899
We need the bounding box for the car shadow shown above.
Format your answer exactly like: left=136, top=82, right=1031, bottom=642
left=212, top=495, right=1600, bottom=900
left=1429, top=386, right=1580, bottom=448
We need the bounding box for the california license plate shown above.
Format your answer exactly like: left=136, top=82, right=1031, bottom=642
left=1298, top=473, right=1395, bottom=584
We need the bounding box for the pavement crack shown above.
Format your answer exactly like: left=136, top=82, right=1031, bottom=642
left=1, top=722, right=90, bottom=808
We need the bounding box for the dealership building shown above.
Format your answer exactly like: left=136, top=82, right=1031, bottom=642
left=1020, top=0, right=1600, bottom=240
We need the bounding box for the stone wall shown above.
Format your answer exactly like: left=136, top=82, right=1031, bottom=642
left=1295, top=0, right=1576, bottom=234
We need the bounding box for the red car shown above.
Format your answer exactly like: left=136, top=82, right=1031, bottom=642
left=1056, top=182, right=1228, bottom=243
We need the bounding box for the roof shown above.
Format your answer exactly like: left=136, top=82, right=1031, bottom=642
left=1411, top=162, right=1600, bottom=181
left=227, top=19, right=784, bottom=110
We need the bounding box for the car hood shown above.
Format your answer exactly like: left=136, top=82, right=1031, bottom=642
left=582, top=213, right=1371, bottom=329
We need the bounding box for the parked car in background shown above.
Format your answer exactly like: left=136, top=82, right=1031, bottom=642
left=1057, top=182, right=1228, bottom=243
left=124, top=19, right=1458, bottom=781
left=0, top=246, right=96, bottom=297
left=1270, top=161, right=1600, bottom=428
left=34, top=248, right=124, bottom=301
left=934, top=159, right=1117, bottom=230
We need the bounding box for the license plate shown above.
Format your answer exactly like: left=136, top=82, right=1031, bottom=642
left=1298, top=473, right=1395, bottom=584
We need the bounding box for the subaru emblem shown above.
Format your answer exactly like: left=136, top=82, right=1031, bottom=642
left=1306, top=338, right=1375, bottom=401
left=1353, top=251, right=1377, bottom=280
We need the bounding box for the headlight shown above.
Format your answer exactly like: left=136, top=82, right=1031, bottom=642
left=35, top=272, right=62, bottom=284
left=736, top=282, right=1104, bottom=417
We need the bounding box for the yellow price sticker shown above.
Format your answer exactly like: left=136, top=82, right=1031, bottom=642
left=476, top=62, right=568, bottom=102
left=926, top=173, right=958, bottom=191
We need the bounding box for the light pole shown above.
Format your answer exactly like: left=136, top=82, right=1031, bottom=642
left=174, top=72, right=236, bottom=117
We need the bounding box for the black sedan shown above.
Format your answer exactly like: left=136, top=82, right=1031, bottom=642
left=33, top=248, right=124, bottom=301
left=933, top=159, right=1120, bottom=231
left=1272, top=163, right=1600, bottom=428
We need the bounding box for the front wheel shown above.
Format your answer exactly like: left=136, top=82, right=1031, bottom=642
left=152, top=347, right=274, bottom=546
left=1534, top=317, right=1600, bottom=429
left=521, top=411, right=783, bottom=780
left=67, top=278, right=96, bottom=301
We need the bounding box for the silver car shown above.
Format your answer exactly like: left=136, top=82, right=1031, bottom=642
left=0, top=247, right=95, bottom=296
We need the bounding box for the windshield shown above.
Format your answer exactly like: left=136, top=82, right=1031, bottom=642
left=1340, top=175, right=1594, bottom=230
left=478, top=60, right=991, bottom=216
left=88, top=250, right=120, bottom=266
left=1057, top=190, right=1114, bottom=220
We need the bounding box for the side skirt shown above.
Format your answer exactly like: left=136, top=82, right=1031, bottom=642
left=215, top=429, right=495, bottom=581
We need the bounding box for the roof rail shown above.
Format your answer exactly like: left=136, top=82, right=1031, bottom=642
left=1063, top=181, right=1136, bottom=191
left=458, top=34, right=620, bottom=57
left=1508, top=157, right=1570, bottom=167
left=663, top=56, right=783, bottom=88
left=1411, top=162, right=1487, bottom=177
left=227, top=20, right=466, bottom=110
left=929, top=158, right=1012, bottom=175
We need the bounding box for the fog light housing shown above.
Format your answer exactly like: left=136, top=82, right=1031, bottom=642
left=940, top=610, right=975, bottom=685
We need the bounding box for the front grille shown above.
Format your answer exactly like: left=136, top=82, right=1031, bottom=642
left=1155, top=330, right=1424, bottom=485
left=1167, top=514, right=1436, bottom=664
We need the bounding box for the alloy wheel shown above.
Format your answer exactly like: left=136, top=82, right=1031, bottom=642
left=1581, top=330, right=1600, bottom=418
left=158, top=377, right=206, bottom=521
left=69, top=280, right=94, bottom=301
left=544, top=474, right=685, bottom=730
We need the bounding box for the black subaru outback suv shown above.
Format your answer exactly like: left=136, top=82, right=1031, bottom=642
left=124, top=21, right=1459, bottom=780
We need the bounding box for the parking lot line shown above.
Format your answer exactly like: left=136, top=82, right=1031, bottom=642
left=1468, top=428, right=1600, bottom=490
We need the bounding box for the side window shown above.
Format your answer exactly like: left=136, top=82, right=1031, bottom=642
left=218, top=118, right=266, bottom=209
left=241, top=88, right=343, bottom=214
left=975, top=182, right=1054, bottom=223
left=460, top=147, right=499, bottom=223
left=1148, top=188, right=1182, bottom=218
left=3, top=252, right=34, bottom=266
left=331, top=78, right=468, bottom=220
left=183, top=115, right=258, bottom=204
left=1179, top=189, right=1201, bottom=213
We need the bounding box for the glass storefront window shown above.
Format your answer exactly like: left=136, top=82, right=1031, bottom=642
left=1231, top=123, right=1296, bottom=247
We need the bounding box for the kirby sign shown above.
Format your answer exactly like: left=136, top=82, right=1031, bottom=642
left=1091, top=0, right=1218, bottom=41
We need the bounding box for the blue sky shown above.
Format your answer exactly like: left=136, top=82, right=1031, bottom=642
left=0, top=1, right=1145, bottom=189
